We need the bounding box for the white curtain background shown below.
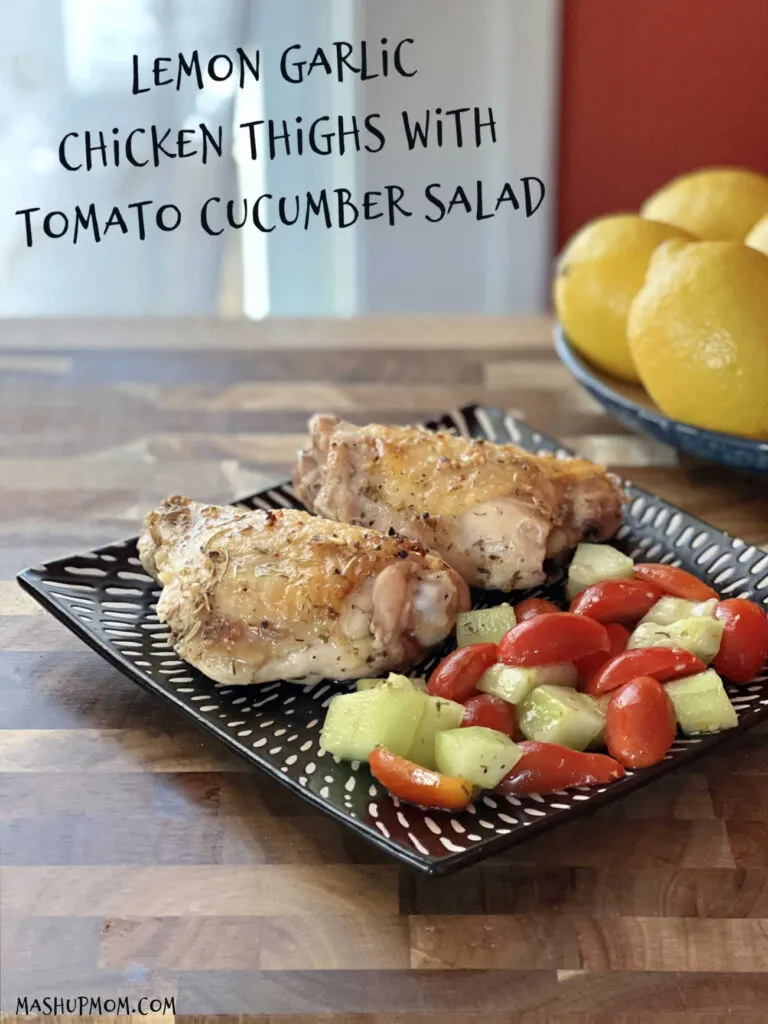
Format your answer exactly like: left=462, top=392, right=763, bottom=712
left=0, top=0, right=560, bottom=317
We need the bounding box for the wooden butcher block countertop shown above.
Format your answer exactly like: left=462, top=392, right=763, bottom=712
left=2, top=315, right=768, bottom=1021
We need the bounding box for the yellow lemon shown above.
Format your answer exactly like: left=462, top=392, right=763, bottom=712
left=554, top=214, right=693, bottom=381
left=627, top=240, right=768, bottom=438
left=641, top=167, right=768, bottom=241
left=746, top=212, right=768, bottom=256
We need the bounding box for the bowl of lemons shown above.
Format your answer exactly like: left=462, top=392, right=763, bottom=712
left=554, top=166, right=768, bottom=475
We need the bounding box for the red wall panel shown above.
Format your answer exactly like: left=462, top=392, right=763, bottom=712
left=557, top=0, right=768, bottom=250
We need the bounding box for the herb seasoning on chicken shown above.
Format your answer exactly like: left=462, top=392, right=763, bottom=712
left=295, top=416, right=625, bottom=591
left=138, top=496, right=469, bottom=685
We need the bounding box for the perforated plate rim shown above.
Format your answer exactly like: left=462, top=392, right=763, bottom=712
left=16, top=405, right=768, bottom=875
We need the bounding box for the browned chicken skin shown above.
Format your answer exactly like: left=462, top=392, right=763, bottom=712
left=294, top=416, right=625, bottom=591
left=138, top=496, right=469, bottom=685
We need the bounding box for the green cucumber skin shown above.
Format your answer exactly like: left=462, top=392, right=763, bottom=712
left=435, top=726, right=522, bottom=789
left=457, top=603, right=516, bottom=647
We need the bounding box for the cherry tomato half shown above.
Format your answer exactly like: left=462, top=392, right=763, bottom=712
left=569, top=579, right=664, bottom=625
left=496, top=740, right=625, bottom=795
left=632, top=563, right=718, bottom=602
left=604, top=675, right=677, bottom=768
left=427, top=643, right=498, bottom=702
left=497, top=612, right=610, bottom=667
left=514, top=597, right=560, bottom=623
left=574, top=622, right=630, bottom=686
left=461, top=694, right=516, bottom=737
left=713, top=598, right=768, bottom=684
left=369, top=746, right=473, bottom=810
left=584, top=645, right=705, bottom=696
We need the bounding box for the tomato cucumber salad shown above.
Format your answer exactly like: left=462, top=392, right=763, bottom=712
left=319, top=543, right=768, bottom=811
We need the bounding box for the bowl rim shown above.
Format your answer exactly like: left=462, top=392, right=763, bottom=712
left=554, top=324, right=768, bottom=455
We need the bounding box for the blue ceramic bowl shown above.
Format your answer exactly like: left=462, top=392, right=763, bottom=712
left=554, top=325, right=768, bottom=476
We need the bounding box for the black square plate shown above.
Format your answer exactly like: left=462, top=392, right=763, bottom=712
left=17, top=406, right=768, bottom=875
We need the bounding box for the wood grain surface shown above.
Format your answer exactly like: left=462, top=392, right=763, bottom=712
left=2, top=315, right=768, bottom=1022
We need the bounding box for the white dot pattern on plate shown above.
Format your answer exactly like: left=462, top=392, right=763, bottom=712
left=17, top=406, right=768, bottom=873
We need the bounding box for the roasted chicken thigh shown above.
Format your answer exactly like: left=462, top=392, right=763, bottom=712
left=294, top=416, right=625, bottom=591
left=138, top=496, right=469, bottom=685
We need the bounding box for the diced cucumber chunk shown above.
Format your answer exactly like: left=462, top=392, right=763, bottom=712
left=406, top=695, right=465, bottom=769
left=435, top=726, right=522, bottom=789
left=456, top=603, right=516, bottom=647
left=665, top=669, right=738, bottom=735
left=587, top=694, right=611, bottom=750
left=640, top=597, right=695, bottom=626
left=628, top=616, right=724, bottom=664
left=518, top=684, right=606, bottom=751
left=566, top=543, right=634, bottom=601
left=356, top=678, right=386, bottom=692
left=356, top=673, right=426, bottom=692
left=320, top=685, right=427, bottom=762
left=627, top=623, right=667, bottom=650
left=692, top=598, right=718, bottom=617
left=640, top=597, right=717, bottom=627
left=477, top=661, right=578, bottom=705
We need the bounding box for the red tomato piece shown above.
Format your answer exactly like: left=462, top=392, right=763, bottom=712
left=427, top=643, right=498, bottom=702
left=497, top=612, right=610, bottom=667
left=713, top=598, right=768, bottom=684
left=574, top=622, right=630, bottom=685
left=496, top=740, right=625, bottom=794
left=584, top=646, right=706, bottom=696
left=461, top=694, right=516, bottom=737
left=514, top=597, right=560, bottom=623
left=569, top=579, right=664, bottom=625
left=604, top=676, right=677, bottom=768
left=632, top=563, right=718, bottom=602
left=369, top=746, right=473, bottom=810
